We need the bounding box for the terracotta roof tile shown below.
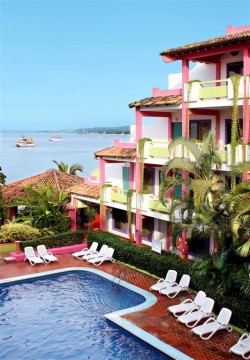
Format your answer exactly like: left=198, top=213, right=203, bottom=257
left=128, top=95, right=182, bottom=109
left=3, top=169, right=85, bottom=205
left=160, top=30, right=250, bottom=58
left=68, top=184, right=100, bottom=199
left=94, top=146, right=136, bottom=159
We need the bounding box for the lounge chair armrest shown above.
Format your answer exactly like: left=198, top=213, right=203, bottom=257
left=181, top=298, right=193, bottom=304
left=157, top=278, right=165, bottom=283
left=239, top=333, right=249, bottom=342
left=168, top=281, right=178, bottom=288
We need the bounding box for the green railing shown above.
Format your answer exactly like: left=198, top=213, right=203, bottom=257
left=148, top=199, right=170, bottom=213
left=110, top=190, right=127, bottom=203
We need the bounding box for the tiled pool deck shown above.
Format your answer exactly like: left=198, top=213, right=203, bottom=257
left=0, top=254, right=243, bottom=360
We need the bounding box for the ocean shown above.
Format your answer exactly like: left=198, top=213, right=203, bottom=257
left=0, top=132, right=130, bottom=184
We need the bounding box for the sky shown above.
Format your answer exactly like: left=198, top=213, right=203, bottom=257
left=1, top=0, right=250, bottom=132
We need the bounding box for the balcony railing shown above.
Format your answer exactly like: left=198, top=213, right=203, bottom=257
left=184, top=76, right=249, bottom=102
left=110, top=188, right=127, bottom=204
left=146, top=141, right=250, bottom=166
left=148, top=197, right=170, bottom=213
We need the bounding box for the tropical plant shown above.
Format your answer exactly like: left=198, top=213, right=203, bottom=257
left=85, top=207, right=97, bottom=230
left=228, top=179, right=250, bottom=257
left=10, top=183, right=72, bottom=233
left=53, top=160, right=84, bottom=175
left=0, top=222, right=40, bottom=243
left=160, top=132, right=229, bottom=249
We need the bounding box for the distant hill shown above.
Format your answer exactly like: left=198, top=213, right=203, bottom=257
left=76, top=126, right=130, bottom=134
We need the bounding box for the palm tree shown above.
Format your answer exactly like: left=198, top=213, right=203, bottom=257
left=160, top=131, right=223, bottom=213
left=53, top=160, right=84, bottom=175
left=160, top=132, right=230, bottom=250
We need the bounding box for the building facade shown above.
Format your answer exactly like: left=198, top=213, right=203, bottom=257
left=74, top=25, right=250, bottom=257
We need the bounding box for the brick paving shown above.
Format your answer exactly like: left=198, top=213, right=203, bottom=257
left=0, top=254, right=243, bottom=360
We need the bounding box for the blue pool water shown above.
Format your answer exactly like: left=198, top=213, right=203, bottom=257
left=0, top=271, right=171, bottom=360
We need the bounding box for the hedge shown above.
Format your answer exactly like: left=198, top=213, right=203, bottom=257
left=88, top=230, right=250, bottom=331
left=20, top=230, right=85, bottom=251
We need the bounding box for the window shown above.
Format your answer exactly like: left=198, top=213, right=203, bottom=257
left=142, top=216, right=154, bottom=241
left=143, top=168, right=154, bottom=193
left=227, top=61, right=243, bottom=77
left=112, top=208, right=127, bottom=233
left=190, top=120, right=211, bottom=141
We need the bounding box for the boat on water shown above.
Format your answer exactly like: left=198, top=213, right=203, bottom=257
left=49, top=136, right=63, bottom=142
left=16, top=136, right=34, bottom=148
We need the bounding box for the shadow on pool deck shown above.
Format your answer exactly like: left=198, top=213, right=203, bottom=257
left=0, top=254, right=242, bottom=360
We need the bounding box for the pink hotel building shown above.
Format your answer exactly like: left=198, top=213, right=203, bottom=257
left=72, top=25, right=250, bottom=257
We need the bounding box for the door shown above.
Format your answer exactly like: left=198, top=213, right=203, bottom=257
left=172, top=122, right=182, bottom=139
left=122, top=166, right=130, bottom=191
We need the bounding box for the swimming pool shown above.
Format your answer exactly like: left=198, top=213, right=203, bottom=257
left=0, top=268, right=192, bottom=360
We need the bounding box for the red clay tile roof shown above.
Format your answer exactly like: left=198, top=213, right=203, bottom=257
left=94, top=146, right=136, bottom=159
left=3, top=169, right=85, bottom=205
left=68, top=183, right=100, bottom=199
left=160, top=30, right=250, bottom=58
left=129, top=95, right=182, bottom=109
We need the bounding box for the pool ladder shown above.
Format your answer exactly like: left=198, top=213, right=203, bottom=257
left=112, top=268, right=130, bottom=287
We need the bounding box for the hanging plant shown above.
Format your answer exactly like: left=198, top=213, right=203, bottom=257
left=100, top=184, right=112, bottom=225
left=230, top=75, right=242, bottom=189
left=127, top=189, right=135, bottom=239
left=137, top=138, right=152, bottom=192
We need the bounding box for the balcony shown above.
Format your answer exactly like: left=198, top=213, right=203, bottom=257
left=110, top=188, right=127, bottom=204
left=184, top=76, right=249, bottom=103
left=145, top=140, right=250, bottom=167
left=148, top=197, right=170, bottom=213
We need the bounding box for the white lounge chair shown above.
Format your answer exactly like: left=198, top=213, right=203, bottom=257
left=160, top=274, right=191, bottom=298
left=37, top=245, right=58, bottom=264
left=229, top=333, right=250, bottom=359
left=150, top=270, right=177, bottom=292
left=168, top=290, right=206, bottom=317
left=177, top=297, right=215, bottom=328
left=72, top=242, right=98, bottom=259
left=82, top=244, right=108, bottom=261
left=24, top=246, right=44, bottom=266
left=191, top=307, right=232, bottom=340
left=88, top=247, right=115, bottom=266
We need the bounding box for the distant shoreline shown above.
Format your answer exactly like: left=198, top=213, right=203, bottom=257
left=2, top=126, right=131, bottom=135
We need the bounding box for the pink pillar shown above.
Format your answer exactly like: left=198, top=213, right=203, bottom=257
left=168, top=114, right=173, bottom=142
left=65, top=201, right=77, bottom=231
left=135, top=109, right=143, bottom=246
left=135, top=156, right=142, bottom=246
left=243, top=47, right=250, bottom=144
left=182, top=59, right=189, bottom=137
left=100, top=158, right=106, bottom=231
left=136, top=109, right=142, bottom=141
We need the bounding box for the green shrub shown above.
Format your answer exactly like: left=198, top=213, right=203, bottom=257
left=19, top=230, right=84, bottom=251
left=0, top=223, right=41, bottom=243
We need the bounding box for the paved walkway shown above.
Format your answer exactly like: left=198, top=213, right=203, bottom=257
left=0, top=254, right=243, bottom=360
